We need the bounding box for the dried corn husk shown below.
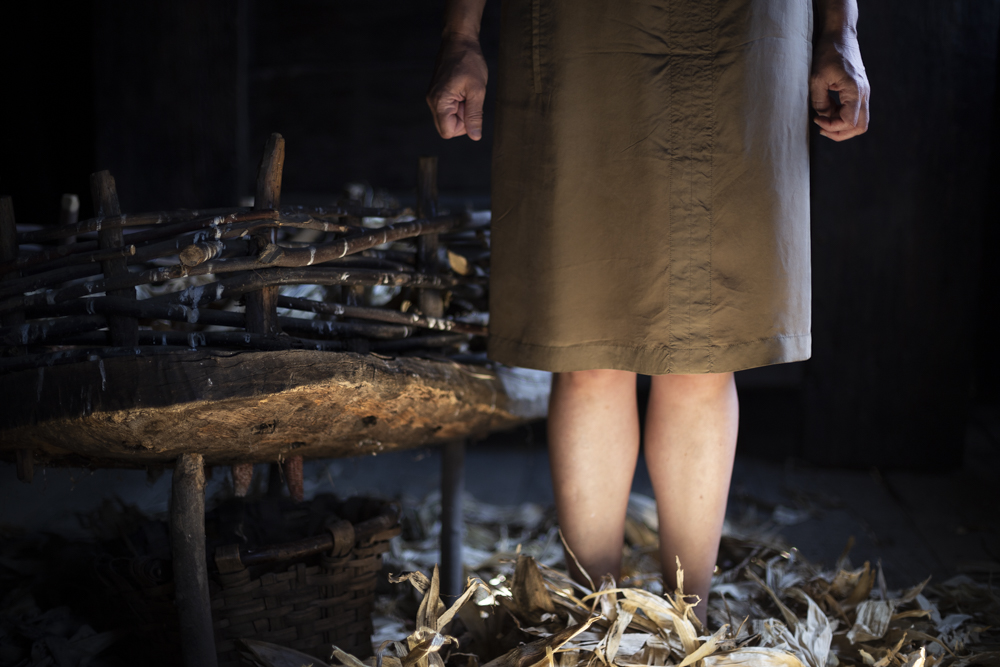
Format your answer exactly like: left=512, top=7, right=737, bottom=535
left=371, top=493, right=999, bottom=667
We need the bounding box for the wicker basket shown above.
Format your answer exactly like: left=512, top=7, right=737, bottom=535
left=97, top=495, right=400, bottom=666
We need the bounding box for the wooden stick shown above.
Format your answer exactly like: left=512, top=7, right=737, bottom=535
left=8, top=297, right=410, bottom=344
left=1, top=264, right=472, bottom=315
left=65, top=330, right=346, bottom=351
left=15, top=203, right=402, bottom=244
left=179, top=240, right=224, bottom=266
left=276, top=295, right=488, bottom=336
left=0, top=240, right=99, bottom=274
left=91, top=171, right=138, bottom=347
left=417, top=156, right=444, bottom=319
left=170, top=453, right=218, bottom=667
left=2, top=246, right=136, bottom=297
left=245, top=134, right=284, bottom=336
left=0, top=331, right=463, bottom=374
left=372, top=333, right=466, bottom=351
left=15, top=206, right=263, bottom=244
left=0, top=196, right=25, bottom=330
left=0, top=314, right=106, bottom=346
left=0, top=215, right=461, bottom=302
left=59, top=194, right=80, bottom=245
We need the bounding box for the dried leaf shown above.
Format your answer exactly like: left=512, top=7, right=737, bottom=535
left=481, top=617, right=600, bottom=667
left=597, top=601, right=634, bottom=663
left=438, top=577, right=491, bottom=631
left=703, top=647, right=808, bottom=667
left=848, top=601, right=897, bottom=644
left=620, top=587, right=699, bottom=658
left=448, top=250, right=470, bottom=275
left=746, top=569, right=798, bottom=629
left=677, top=624, right=729, bottom=667
left=512, top=555, right=557, bottom=624
left=332, top=646, right=370, bottom=667
left=788, top=590, right=833, bottom=667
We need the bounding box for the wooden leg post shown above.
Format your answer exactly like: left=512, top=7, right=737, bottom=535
left=171, top=453, right=218, bottom=667
left=283, top=455, right=304, bottom=502
left=91, top=171, right=138, bottom=347
left=441, top=438, right=467, bottom=600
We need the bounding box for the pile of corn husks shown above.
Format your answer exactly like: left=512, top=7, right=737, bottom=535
left=244, top=493, right=1000, bottom=667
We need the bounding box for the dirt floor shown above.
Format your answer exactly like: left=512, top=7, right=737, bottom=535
left=1, top=391, right=998, bottom=666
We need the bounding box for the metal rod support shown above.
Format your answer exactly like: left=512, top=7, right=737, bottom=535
left=440, top=438, right=467, bottom=600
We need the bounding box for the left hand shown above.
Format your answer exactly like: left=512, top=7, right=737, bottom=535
left=810, top=33, right=870, bottom=141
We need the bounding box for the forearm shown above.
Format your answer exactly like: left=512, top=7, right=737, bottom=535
left=442, top=0, right=487, bottom=41
left=813, top=0, right=858, bottom=39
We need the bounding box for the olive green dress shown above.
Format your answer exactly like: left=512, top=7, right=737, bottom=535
left=488, top=0, right=813, bottom=374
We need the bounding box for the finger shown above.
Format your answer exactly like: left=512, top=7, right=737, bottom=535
left=426, top=92, right=448, bottom=138
left=814, top=94, right=869, bottom=141
left=428, top=92, right=467, bottom=139
left=813, top=114, right=855, bottom=132
left=463, top=84, right=486, bottom=141
left=809, top=75, right=833, bottom=115
left=838, top=91, right=862, bottom=129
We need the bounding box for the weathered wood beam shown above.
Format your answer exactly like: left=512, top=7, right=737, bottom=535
left=0, top=350, right=529, bottom=467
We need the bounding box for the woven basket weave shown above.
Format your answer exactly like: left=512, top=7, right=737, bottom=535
left=211, top=508, right=399, bottom=665
left=97, top=495, right=400, bottom=666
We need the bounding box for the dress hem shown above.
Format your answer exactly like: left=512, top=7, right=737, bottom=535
left=486, top=333, right=811, bottom=375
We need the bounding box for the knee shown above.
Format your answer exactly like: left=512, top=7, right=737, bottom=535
left=650, top=371, right=735, bottom=398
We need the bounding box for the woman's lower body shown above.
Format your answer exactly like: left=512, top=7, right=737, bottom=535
left=489, top=0, right=813, bottom=623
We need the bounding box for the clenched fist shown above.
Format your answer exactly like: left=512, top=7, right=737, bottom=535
left=811, top=31, right=870, bottom=142
left=427, top=35, right=488, bottom=141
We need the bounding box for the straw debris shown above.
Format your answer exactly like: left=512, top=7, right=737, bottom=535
left=342, top=493, right=1000, bottom=667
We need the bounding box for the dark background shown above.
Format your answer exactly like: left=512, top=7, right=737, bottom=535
left=3, top=0, right=999, bottom=470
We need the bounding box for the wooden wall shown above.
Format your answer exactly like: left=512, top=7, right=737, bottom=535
left=804, top=2, right=1000, bottom=466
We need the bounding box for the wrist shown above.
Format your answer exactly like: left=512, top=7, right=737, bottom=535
left=818, top=24, right=858, bottom=43
left=441, top=28, right=480, bottom=45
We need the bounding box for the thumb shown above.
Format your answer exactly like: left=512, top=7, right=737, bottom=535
left=464, top=84, right=486, bottom=141
left=837, top=91, right=862, bottom=128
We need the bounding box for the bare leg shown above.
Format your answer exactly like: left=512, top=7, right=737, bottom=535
left=548, top=369, right=640, bottom=584
left=644, top=372, right=738, bottom=625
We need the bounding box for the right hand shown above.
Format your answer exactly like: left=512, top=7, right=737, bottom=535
left=427, top=35, right=488, bottom=141
left=810, top=32, right=870, bottom=142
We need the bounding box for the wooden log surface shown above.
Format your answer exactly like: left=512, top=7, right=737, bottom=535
left=0, top=349, right=531, bottom=468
